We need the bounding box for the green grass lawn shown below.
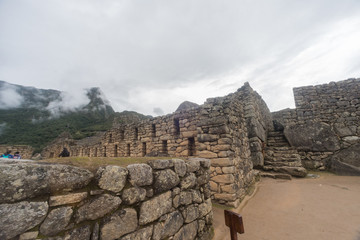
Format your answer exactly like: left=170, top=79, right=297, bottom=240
left=38, top=156, right=183, bottom=172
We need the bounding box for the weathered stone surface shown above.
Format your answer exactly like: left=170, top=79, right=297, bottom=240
left=198, top=198, right=212, bottom=218
left=197, top=150, right=218, bottom=159
left=0, top=201, right=48, bottom=239
left=213, top=193, right=237, bottom=201
left=284, top=122, right=341, bottom=151
left=180, top=173, right=196, bottom=190
left=211, top=174, right=235, bottom=183
left=211, top=158, right=234, bottom=167
left=76, top=194, right=121, bottom=223
left=122, top=187, right=146, bottom=205
left=176, top=101, right=199, bottom=112
left=173, top=221, right=198, bottom=240
left=101, top=208, right=138, bottom=240
left=49, top=192, right=88, bottom=207
left=19, top=231, right=39, bottom=240
left=263, top=166, right=307, bottom=177
left=40, top=206, right=73, bottom=236
left=153, top=211, right=184, bottom=240
left=97, top=166, right=128, bottom=193
left=119, top=226, right=153, bottom=240
left=92, top=222, right=99, bottom=240
left=182, top=204, right=199, bottom=223
left=173, top=159, right=187, bottom=177
left=65, top=225, right=91, bottom=240
left=191, top=190, right=203, bottom=203
left=148, top=159, right=174, bottom=169
left=328, top=143, right=360, bottom=176
left=153, top=169, right=180, bottom=193
left=139, top=191, right=172, bottom=225
left=0, top=163, right=93, bottom=203
left=186, top=160, right=201, bottom=172
left=179, top=191, right=193, bottom=206
left=127, top=164, right=153, bottom=186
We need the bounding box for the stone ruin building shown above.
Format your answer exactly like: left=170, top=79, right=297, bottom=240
left=40, top=78, right=360, bottom=207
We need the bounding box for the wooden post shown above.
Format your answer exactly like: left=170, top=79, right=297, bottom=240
left=224, top=210, right=244, bottom=240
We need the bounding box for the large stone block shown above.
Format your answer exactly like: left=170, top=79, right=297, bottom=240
left=97, top=166, right=128, bottom=193
left=148, top=159, right=174, bottom=169
left=284, top=121, right=340, bottom=151
left=119, top=226, right=153, bottom=240
left=127, top=164, right=153, bottom=186
left=49, top=192, right=88, bottom=207
left=211, top=158, right=234, bottom=167
left=0, top=163, right=93, bottom=203
left=153, top=169, right=180, bottom=193
left=0, top=201, right=48, bottom=239
left=40, top=206, right=73, bottom=236
left=173, top=221, right=198, bottom=240
left=76, top=194, right=121, bottom=223
left=101, top=208, right=138, bottom=240
left=139, top=191, right=172, bottom=225
left=211, top=174, right=235, bottom=184
left=328, top=143, right=360, bottom=175
left=198, top=151, right=218, bottom=159
left=180, top=173, right=197, bottom=190
left=122, top=187, right=146, bottom=205
left=153, top=211, right=184, bottom=240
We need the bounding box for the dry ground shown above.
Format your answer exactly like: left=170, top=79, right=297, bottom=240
left=213, top=173, right=360, bottom=240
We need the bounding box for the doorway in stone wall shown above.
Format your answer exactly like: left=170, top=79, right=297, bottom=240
left=127, top=144, right=131, bottom=156
left=162, top=140, right=168, bottom=154
left=49, top=152, right=54, bottom=158
left=114, top=145, right=118, bottom=157
left=142, top=142, right=147, bottom=157
left=94, top=148, right=98, bottom=157
left=188, top=137, right=196, bottom=156
left=103, top=146, right=107, bottom=157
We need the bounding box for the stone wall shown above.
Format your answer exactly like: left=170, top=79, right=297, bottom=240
left=42, top=83, right=271, bottom=206
left=0, top=145, right=34, bottom=159
left=273, top=78, right=360, bottom=174
left=0, top=158, right=213, bottom=240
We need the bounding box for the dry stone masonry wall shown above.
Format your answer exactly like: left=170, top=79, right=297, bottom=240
left=273, top=78, right=360, bottom=175
left=0, top=158, right=213, bottom=240
left=42, top=83, right=271, bottom=207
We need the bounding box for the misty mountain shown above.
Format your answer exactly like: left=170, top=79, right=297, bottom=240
left=0, top=81, right=124, bottom=152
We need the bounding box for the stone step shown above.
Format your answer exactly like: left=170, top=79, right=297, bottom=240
left=267, top=147, right=297, bottom=152
left=263, top=166, right=307, bottom=177
left=267, top=131, right=286, bottom=137
left=259, top=171, right=292, bottom=180
left=264, top=161, right=302, bottom=167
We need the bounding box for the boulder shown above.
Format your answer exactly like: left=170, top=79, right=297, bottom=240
left=65, top=225, right=91, bottom=240
left=40, top=206, right=73, bottom=236
left=0, top=163, right=93, bottom=203
left=328, top=143, right=360, bottom=176
left=139, top=191, right=172, bottom=225
left=0, top=201, right=48, bottom=239
left=153, top=169, right=180, bottom=193
left=119, top=226, right=153, bottom=240
left=97, top=166, right=128, bottom=193
left=284, top=122, right=340, bottom=151
left=122, top=187, right=146, bottom=205
left=173, top=221, right=198, bottom=240
left=101, top=208, right=138, bottom=240
left=153, top=211, right=184, bottom=239
left=76, top=194, right=121, bottom=223
left=127, top=164, right=153, bottom=186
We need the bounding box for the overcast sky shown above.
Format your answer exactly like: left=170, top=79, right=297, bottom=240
left=1, top=0, right=360, bottom=116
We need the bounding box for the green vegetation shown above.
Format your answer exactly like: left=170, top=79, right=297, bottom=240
left=38, top=156, right=181, bottom=173
left=0, top=108, right=114, bottom=153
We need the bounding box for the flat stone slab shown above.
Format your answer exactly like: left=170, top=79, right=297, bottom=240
left=0, top=163, right=93, bottom=203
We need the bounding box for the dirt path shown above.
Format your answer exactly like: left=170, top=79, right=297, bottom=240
left=213, top=173, right=360, bottom=240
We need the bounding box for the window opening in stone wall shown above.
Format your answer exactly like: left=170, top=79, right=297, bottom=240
left=109, top=133, right=113, bottom=143
left=134, top=127, right=138, bottom=140
left=174, top=118, right=180, bottom=136
left=142, top=142, right=147, bottom=157
left=120, top=130, right=125, bottom=140
left=188, top=137, right=195, bottom=156
left=127, top=144, right=131, bottom=156
left=49, top=152, right=54, bottom=158
left=94, top=148, right=98, bottom=157
left=114, top=145, right=118, bottom=157
left=162, top=140, right=168, bottom=154
left=103, top=146, right=107, bottom=157
left=152, top=124, right=156, bottom=137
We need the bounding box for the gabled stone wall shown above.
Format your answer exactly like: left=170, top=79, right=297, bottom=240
left=273, top=78, right=360, bottom=174
left=0, top=158, right=213, bottom=240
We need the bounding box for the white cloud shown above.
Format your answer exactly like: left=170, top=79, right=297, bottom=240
left=0, top=83, right=23, bottom=109
left=0, top=0, right=360, bottom=115
left=46, top=90, right=90, bottom=117
left=0, top=123, right=7, bottom=135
